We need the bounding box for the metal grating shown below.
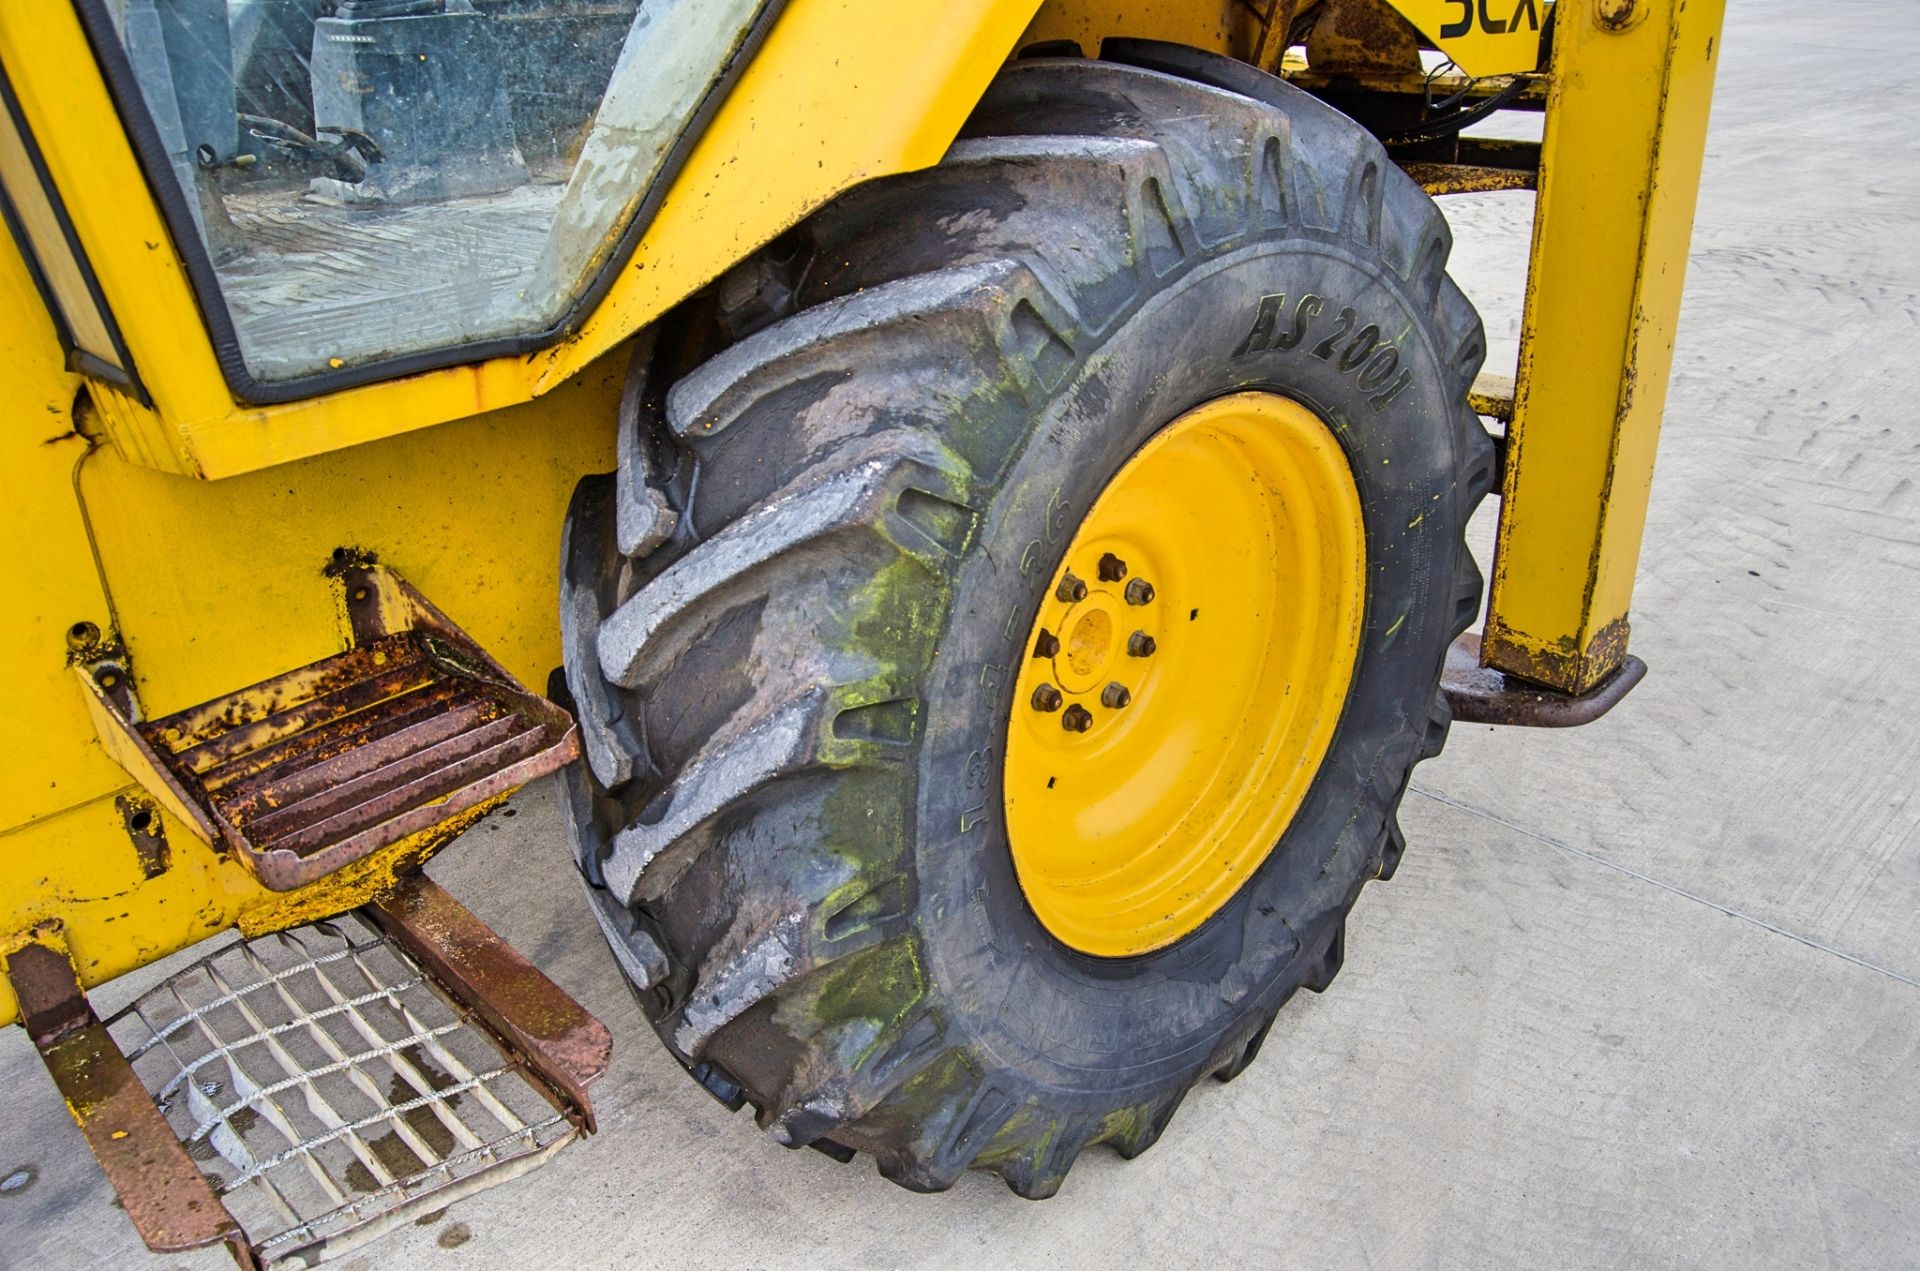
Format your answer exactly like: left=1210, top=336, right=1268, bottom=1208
left=105, top=916, right=577, bottom=1266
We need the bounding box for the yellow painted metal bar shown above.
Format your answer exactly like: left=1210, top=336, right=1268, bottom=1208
left=1483, top=0, right=1725, bottom=693
left=0, top=0, right=1040, bottom=481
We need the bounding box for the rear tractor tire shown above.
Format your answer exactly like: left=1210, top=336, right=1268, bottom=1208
left=558, top=44, right=1494, bottom=1198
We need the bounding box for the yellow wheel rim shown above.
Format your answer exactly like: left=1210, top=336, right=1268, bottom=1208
left=1003, top=393, right=1367, bottom=957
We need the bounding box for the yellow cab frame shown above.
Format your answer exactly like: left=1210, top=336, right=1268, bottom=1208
left=0, top=0, right=1721, bottom=1219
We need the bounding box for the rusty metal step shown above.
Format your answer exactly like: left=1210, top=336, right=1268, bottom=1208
left=76, top=561, right=579, bottom=891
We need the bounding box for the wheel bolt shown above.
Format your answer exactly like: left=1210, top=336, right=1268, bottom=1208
left=1127, top=631, right=1156, bottom=657
left=1097, top=552, right=1128, bottom=582
left=1031, top=682, right=1064, bottom=712
left=1101, top=682, right=1132, bottom=709
left=1125, top=578, right=1155, bottom=606
left=1061, top=703, right=1093, bottom=732
left=1055, top=572, right=1087, bottom=603
left=1033, top=628, right=1060, bottom=659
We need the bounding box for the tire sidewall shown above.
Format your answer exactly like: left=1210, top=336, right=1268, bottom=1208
left=916, top=234, right=1469, bottom=1100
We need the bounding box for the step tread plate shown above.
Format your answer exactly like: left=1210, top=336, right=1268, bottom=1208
left=137, top=631, right=577, bottom=891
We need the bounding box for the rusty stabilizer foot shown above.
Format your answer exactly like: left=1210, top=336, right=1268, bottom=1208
left=1442, top=631, right=1648, bottom=727
left=1, top=923, right=259, bottom=1271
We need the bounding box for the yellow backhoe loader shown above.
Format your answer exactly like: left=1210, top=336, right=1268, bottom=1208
left=0, top=0, right=1721, bottom=1264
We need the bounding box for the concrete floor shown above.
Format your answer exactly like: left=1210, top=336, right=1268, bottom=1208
left=4, top=2, right=1917, bottom=1267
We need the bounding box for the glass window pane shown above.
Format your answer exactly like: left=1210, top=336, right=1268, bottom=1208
left=100, top=0, right=768, bottom=386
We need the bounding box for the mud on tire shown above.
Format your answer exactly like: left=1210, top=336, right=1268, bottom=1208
left=557, top=44, right=1495, bottom=1197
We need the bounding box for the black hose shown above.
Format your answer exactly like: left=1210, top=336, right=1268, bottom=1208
left=1380, top=76, right=1530, bottom=147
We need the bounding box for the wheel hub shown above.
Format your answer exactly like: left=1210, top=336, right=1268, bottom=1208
left=1003, top=393, right=1368, bottom=957
left=1057, top=600, right=1117, bottom=689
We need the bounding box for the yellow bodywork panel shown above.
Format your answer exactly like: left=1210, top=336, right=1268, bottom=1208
left=0, top=0, right=1040, bottom=482
left=0, top=380, right=617, bottom=1025
left=1017, top=0, right=1249, bottom=60
left=0, top=214, right=620, bottom=1028
left=1382, top=0, right=1548, bottom=76
left=0, top=370, right=620, bottom=1024
left=0, top=218, right=128, bottom=830
left=1484, top=0, right=1725, bottom=692
left=71, top=373, right=620, bottom=721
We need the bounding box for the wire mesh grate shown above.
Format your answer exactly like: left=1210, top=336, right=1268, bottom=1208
left=105, top=914, right=576, bottom=1265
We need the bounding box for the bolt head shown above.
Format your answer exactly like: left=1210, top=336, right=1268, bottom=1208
left=1056, top=573, right=1088, bottom=603
left=1595, top=0, right=1640, bottom=28
left=1097, top=552, right=1128, bottom=582
left=1031, top=682, right=1063, bottom=712
left=1124, top=578, right=1155, bottom=606
left=1033, top=629, right=1061, bottom=659
left=1061, top=703, right=1094, bottom=732
left=1127, top=631, right=1156, bottom=658
left=1101, top=682, right=1132, bottom=709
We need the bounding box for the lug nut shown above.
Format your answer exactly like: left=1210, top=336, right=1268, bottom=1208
left=1127, top=631, right=1156, bottom=657
left=1101, top=682, right=1132, bottom=709
left=1097, top=552, right=1128, bottom=582
left=1124, top=578, right=1155, bottom=606
left=1033, top=628, right=1061, bottom=659
left=1061, top=703, right=1093, bottom=732
left=1031, top=682, right=1063, bottom=712
left=1055, top=572, right=1087, bottom=603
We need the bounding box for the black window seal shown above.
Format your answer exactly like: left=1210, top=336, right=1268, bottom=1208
left=70, top=0, right=788, bottom=407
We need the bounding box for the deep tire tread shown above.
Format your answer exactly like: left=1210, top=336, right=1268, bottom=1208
left=564, top=48, right=1495, bottom=1199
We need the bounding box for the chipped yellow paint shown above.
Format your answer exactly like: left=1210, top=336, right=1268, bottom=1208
left=0, top=380, right=612, bottom=1019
